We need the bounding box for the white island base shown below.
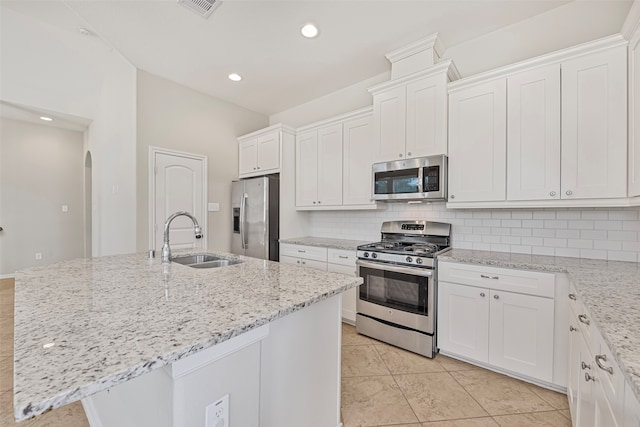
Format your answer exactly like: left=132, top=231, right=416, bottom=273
left=81, top=295, right=342, bottom=427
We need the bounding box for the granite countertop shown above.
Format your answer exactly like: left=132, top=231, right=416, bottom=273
left=439, top=248, right=640, bottom=403
left=279, top=236, right=370, bottom=251
left=12, top=251, right=362, bottom=422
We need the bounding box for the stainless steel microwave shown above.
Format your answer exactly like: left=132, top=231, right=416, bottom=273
left=372, top=155, right=447, bottom=201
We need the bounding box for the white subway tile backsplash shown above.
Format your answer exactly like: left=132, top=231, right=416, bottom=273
left=595, top=220, right=623, bottom=230
left=306, top=206, right=640, bottom=263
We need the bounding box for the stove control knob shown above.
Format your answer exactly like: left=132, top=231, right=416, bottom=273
left=372, top=253, right=378, bottom=259
left=406, top=256, right=413, bottom=263
left=416, top=258, right=423, bottom=264
left=364, top=252, right=370, bottom=258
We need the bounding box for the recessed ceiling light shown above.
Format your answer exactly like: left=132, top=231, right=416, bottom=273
left=228, top=73, right=242, bottom=82
left=39, top=116, right=53, bottom=122
left=42, top=342, right=55, bottom=349
left=301, top=23, right=319, bottom=39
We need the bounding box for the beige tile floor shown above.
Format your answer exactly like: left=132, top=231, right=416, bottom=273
left=341, top=323, right=572, bottom=427
left=0, top=278, right=571, bottom=427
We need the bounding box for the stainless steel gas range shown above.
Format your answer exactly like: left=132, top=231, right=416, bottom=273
left=355, top=220, right=451, bottom=358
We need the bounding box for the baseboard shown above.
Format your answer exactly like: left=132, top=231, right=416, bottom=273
left=0, top=274, right=15, bottom=279
left=81, top=397, right=103, bottom=427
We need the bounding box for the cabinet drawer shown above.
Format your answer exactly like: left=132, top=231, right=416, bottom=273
left=327, top=249, right=356, bottom=266
left=280, top=255, right=327, bottom=271
left=280, top=244, right=328, bottom=262
left=438, top=262, right=555, bottom=298
left=327, top=262, right=356, bottom=276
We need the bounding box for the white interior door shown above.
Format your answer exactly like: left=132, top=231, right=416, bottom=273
left=151, top=148, right=207, bottom=253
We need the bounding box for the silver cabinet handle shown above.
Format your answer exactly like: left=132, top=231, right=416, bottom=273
left=318, top=201, right=321, bottom=204
left=338, top=255, right=349, bottom=259
left=550, top=191, right=556, bottom=196
left=581, top=361, right=591, bottom=370
left=493, top=294, right=500, bottom=300
left=569, top=293, right=577, bottom=300
left=407, top=152, right=412, bottom=156
left=566, top=190, right=573, bottom=196
left=450, top=195, right=455, bottom=199
left=480, top=292, right=485, bottom=297
left=585, top=373, right=596, bottom=382
left=578, top=314, right=590, bottom=325
left=570, top=325, right=578, bottom=332
left=398, top=153, right=403, bottom=157
left=301, top=261, right=306, bottom=265
left=313, top=201, right=316, bottom=204
left=595, top=355, right=614, bottom=375
left=480, top=274, right=499, bottom=279
left=296, top=260, right=300, bottom=264
left=257, top=166, right=260, bottom=169
left=298, top=250, right=306, bottom=253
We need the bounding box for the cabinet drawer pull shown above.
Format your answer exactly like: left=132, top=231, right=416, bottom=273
left=578, top=314, right=590, bottom=325
left=570, top=325, right=578, bottom=332
left=297, top=250, right=306, bottom=253
left=493, top=294, right=500, bottom=300
left=568, top=293, right=577, bottom=300
left=584, top=373, right=596, bottom=382
left=480, top=274, right=499, bottom=279
left=595, top=355, right=614, bottom=375
left=480, top=292, right=485, bottom=297
left=581, top=361, right=591, bottom=370
left=338, top=255, right=349, bottom=259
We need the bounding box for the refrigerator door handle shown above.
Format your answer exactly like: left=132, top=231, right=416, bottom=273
left=240, top=192, right=248, bottom=249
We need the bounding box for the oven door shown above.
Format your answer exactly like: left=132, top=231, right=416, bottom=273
left=356, top=259, right=434, bottom=334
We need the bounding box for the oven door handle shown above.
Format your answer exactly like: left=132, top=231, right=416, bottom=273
left=356, top=259, right=433, bottom=278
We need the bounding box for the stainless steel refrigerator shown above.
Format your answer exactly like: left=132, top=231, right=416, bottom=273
left=231, top=175, right=279, bottom=261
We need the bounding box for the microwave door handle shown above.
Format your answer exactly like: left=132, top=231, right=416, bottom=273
left=418, top=167, right=424, bottom=193
left=356, top=259, right=433, bottom=278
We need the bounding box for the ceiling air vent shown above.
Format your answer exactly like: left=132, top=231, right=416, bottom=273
left=177, top=0, right=221, bottom=18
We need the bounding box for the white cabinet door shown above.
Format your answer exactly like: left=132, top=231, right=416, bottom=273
left=437, top=282, right=490, bottom=363
left=488, top=290, right=554, bottom=382
left=373, top=86, right=406, bottom=162
left=317, top=124, right=343, bottom=206
left=623, top=382, right=640, bottom=427
left=629, top=29, right=640, bottom=197
left=239, top=139, right=258, bottom=176
left=561, top=46, right=627, bottom=200
left=507, top=64, right=561, bottom=201
left=256, top=131, right=280, bottom=173
left=343, top=115, right=375, bottom=206
left=448, top=79, right=507, bottom=202
left=296, top=131, right=319, bottom=207
left=406, top=74, right=447, bottom=157
left=328, top=262, right=357, bottom=323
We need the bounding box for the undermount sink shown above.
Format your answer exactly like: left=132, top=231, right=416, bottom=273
left=171, top=253, right=244, bottom=268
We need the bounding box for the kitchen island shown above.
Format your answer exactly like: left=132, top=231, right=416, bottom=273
left=12, top=251, right=362, bottom=426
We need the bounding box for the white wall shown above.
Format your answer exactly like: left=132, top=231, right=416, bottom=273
left=1, top=6, right=138, bottom=258
left=136, top=71, right=269, bottom=253
left=0, top=119, right=85, bottom=275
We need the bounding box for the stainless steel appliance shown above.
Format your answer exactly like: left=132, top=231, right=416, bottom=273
left=372, top=155, right=447, bottom=201
left=231, top=175, right=279, bottom=261
left=356, top=220, right=451, bottom=358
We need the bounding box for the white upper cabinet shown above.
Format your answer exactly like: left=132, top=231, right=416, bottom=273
left=295, top=108, right=378, bottom=211
left=507, top=64, right=561, bottom=201
left=295, top=131, right=319, bottom=207
left=296, top=124, right=343, bottom=208
left=342, top=114, right=375, bottom=206
left=238, top=125, right=291, bottom=178
left=628, top=17, right=640, bottom=198
left=448, top=79, right=507, bottom=202
left=370, top=61, right=454, bottom=162
left=561, top=46, right=627, bottom=200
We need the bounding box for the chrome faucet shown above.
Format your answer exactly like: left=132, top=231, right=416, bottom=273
left=161, top=211, right=203, bottom=263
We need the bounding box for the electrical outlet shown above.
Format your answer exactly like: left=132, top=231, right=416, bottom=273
left=205, top=394, right=229, bottom=427
left=35, top=252, right=42, bottom=260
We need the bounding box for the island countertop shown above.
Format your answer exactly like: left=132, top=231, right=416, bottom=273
left=439, top=249, right=640, bottom=404
left=12, top=251, right=362, bottom=421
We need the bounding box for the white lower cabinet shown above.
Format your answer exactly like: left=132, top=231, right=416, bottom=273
left=438, top=262, right=555, bottom=384
left=280, top=243, right=358, bottom=322
left=566, top=289, right=635, bottom=427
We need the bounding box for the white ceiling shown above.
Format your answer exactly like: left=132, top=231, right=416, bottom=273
left=1, top=0, right=634, bottom=117
left=0, top=101, right=92, bottom=132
